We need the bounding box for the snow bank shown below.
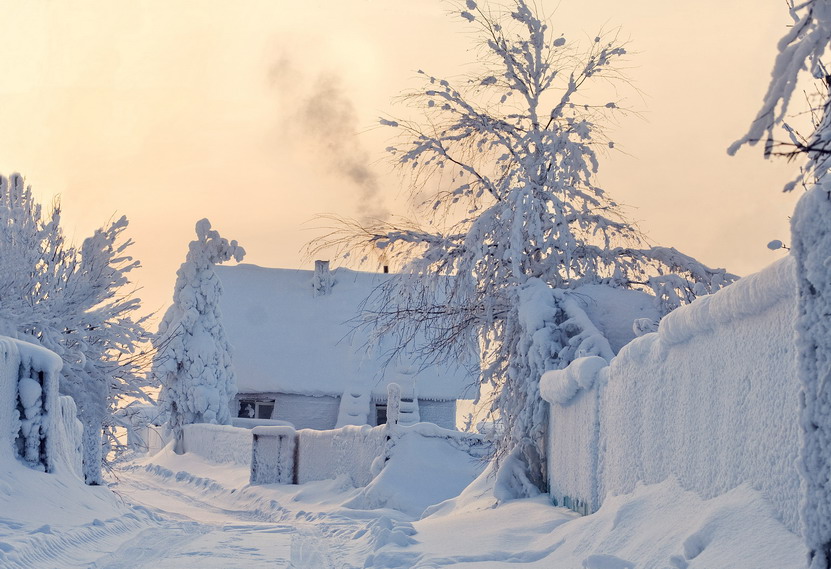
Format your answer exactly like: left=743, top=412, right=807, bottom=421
left=345, top=423, right=489, bottom=517
left=542, top=257, right=802, bottom=532
left=181, top=423, right=252, bottom=466
left=368, top=479, right=805, bottom=569
left=297, top=424, right=387, bottom=487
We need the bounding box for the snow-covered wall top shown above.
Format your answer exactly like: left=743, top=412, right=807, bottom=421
left=215, top=264, right=475, bottom=401
left=542, top=257, right=801, bottom=532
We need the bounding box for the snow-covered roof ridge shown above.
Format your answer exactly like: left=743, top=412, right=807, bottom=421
left=214, top=263, right=474, bottom=401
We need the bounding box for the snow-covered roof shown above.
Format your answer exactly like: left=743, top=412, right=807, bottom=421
left=215, top=264, right=475, bottom=401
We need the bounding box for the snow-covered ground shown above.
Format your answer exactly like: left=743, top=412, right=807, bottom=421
left=0, top=436, right=807, bottom=569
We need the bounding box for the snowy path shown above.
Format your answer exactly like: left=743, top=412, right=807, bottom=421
left=89, top=466, right=351, bottom=569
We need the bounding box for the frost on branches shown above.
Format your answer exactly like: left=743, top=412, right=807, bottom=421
left=154, top=219, right=245, bottom=451
left=0, top=174, right=151, bottom=484
left=317, top=1, right=734, bottom=496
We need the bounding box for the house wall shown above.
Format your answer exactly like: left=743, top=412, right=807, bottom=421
left=541, top=257, right=802, bottom=533
left=241, top=392, right=458, bottom=430
left=275, top=393, right=340, bottom=430
left=418, top=400, right=456, bottom=430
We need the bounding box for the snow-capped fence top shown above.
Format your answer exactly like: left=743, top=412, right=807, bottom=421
left=0, top=336, right=64, bottom=472
left=542, top=256, right=802, bottom=532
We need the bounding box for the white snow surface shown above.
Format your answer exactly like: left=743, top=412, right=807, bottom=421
left=0, top=414, right=805, bottom=568
left=215, top=264, right=475, bottom=401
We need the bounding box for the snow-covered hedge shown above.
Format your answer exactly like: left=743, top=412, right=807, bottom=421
left=0, top=336, right=65, bottom=473
left=181, top=423, right=252, bottom=466
left=542, top=257, right=802, bottom=532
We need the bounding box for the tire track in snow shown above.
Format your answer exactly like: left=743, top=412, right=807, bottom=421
left=0, top=509, right=158, bottom=569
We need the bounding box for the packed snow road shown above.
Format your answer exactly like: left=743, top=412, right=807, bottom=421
left=90, top=465, right=358, bottom=569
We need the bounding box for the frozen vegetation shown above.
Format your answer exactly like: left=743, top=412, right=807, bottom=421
left=0, top=0, right=829, bottom=567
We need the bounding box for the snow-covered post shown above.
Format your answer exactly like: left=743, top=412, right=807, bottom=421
left=792, top=186, right=831, bottom=568
left=386, top=383, right=401, bottom=429
left=312, top=260, right=333, bottom=297
left=153, top=219, right=245, bottom=453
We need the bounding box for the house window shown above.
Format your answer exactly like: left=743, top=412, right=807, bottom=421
left=375, top=404, right=387, bottom=426
left=238, top=399, right=275, bottom=420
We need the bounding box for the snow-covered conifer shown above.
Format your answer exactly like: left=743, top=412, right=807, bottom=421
left=315, top=1, right=733, bottom=496
left=153, top=219, right=245, bottom=451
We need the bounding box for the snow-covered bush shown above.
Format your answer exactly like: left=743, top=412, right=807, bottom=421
left=153, top=219, right=245, bottom=450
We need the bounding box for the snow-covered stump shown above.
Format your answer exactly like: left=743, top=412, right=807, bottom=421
left=793, top=186, right=831, bottom=567
left=250, top=426, right=297, bottom=485
left=0, top=337, right=64, bottom=472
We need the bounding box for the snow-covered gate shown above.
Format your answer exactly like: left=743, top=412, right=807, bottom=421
left=250, top=424, right=388, bottom=486
left=0, top=336, right=66, bottom=472
left=542, top=257, right=803, bottom=533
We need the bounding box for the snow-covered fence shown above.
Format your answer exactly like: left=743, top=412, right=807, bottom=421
left=249, top=424, right=388, bottom=487
left=296, top=424, right=388, bottom=486
left=542, top=257, right=802, bottom=533
left=181, top=423, right=252, bottom=466
left=249, top=420, right=488, bottom=488
left=250, top=426, right=296, bottom=485
left=0, top=336, right=64, bottom=473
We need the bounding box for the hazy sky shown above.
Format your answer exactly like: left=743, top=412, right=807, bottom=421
left=0, top=1, right=802, bottom=322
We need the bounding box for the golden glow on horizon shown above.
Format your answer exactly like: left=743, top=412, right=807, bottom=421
left=0, top=1, right=801, bottom=321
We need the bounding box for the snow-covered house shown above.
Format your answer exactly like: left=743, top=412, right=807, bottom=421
left=215, top=262, right=475, bottom=431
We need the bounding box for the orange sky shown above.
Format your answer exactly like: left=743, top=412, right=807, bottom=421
left=0, top=1, right=802, bottom=323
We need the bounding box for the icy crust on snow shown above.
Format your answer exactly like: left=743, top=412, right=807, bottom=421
left=181, top=423, right=253, bottom=466
left=544, top=257, right=802, bottom=532
left=297, top=424, right=387, bottom=487
left=215, top=264, right=474, bottom=401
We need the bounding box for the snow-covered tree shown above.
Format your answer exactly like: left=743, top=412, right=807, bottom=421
left=0, top=173, right=151, bottom=484
left=731, top=2, right=831, bottom=567
left=317, top=0, right=734, bottom=496
left=153, top=219, right=245, bottom=452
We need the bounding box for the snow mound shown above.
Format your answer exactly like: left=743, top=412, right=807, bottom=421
left=344, top=424, right=488, bottom=518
